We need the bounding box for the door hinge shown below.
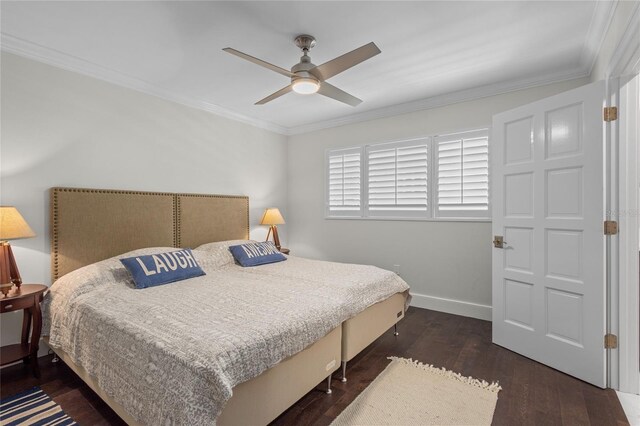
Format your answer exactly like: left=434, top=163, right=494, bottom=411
left=604, top=220, right=618, bottom=235
left=604, top=106, right=618, bottom=122
left=604, top=333, right=618, bottom=349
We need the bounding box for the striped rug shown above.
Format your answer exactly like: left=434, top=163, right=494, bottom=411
left=0, top=387, right=76, bottom=426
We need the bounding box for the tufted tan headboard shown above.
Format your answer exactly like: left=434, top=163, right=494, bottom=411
left=50, top=187, right=249, bottom=281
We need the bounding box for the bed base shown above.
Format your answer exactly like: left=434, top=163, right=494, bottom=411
left=217, top=326, right=341, bottom=426
left=45, top=294, right=406, bottom=423
left=340, top=292, right=407, bottom=382
left=44, top=326, right=341, bottom=426
left=338, top=323, right=399, bottom=383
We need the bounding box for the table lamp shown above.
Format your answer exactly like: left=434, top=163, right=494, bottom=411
left=260, top=208, right=285, bottom=250
left=0, top=207, right=36, bottom=295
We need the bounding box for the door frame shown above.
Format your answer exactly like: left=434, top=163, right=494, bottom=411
left=606, top=2, right=640, bottom=393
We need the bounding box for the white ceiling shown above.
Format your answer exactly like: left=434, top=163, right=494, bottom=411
left=1, top=1, right=615, bottom=134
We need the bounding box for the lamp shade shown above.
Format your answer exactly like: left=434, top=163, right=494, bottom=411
left=0, top=207, right=36, bottom=240
left=260, top=208, right=285, bottom=225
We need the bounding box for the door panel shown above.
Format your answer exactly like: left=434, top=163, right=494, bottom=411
left=492, top=80, right=606, bottom=388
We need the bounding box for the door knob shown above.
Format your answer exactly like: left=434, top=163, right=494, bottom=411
left=493, top=236, right=506, bottom=248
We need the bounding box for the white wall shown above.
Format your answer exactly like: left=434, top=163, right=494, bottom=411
left=287, top=78, right=588, bottom=320
left=0, top=52, right=288, bottom=350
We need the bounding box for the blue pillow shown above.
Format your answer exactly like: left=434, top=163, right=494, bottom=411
left=229, top=241, right=287, bottom=267
left=120, top=249, right=205, bottom=289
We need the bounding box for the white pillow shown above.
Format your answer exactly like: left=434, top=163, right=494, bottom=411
left=195, top=239, right=255, bottom=268
left=196, top=239, right=254, bottom=251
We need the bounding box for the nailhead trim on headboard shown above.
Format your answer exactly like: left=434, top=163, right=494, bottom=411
left=175, top=195, right=180, bottom=248
left=50, top=187, right=249, bottom=282
left=51, top=188, right=59, bottom=281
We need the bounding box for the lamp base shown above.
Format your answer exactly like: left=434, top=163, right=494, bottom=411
left=0, top=242, right=23, bottom=296
left=265, top=225, right=282, bottom=251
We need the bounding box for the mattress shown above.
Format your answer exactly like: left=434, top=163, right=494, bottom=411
left=43, top=243, right=410, bottom=425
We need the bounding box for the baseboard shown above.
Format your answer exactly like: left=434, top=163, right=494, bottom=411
left=410, top=292, right=492, bottom=321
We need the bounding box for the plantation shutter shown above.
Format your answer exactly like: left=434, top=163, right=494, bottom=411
left=327, top=148, right=362, bottom=215
left=366, top=139, right=429, bottom=216
left=436, top=129, right=490, bottom=217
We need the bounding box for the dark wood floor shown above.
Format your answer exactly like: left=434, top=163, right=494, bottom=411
left=1, top=307, right=629, bottom=425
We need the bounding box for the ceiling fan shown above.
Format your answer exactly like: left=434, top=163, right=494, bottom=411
left=223, top=35, right=381, bottom=106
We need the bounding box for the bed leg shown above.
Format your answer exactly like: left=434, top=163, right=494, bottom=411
left=341, top=361, right=347, bottom=383
left=393, top=324, right=399, bottom=336
left=326, top=374, right=333, bottom=394
left=52, top=354, right=59, bottom=363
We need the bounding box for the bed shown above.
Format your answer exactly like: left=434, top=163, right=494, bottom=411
left=45, top=187, right=409, bottom=425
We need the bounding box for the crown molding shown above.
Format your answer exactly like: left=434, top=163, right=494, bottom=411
left=0, top=34, right=289, bottom=135
left=606, top=0, right=640, bottom=77
left=1, top=0, right=614, bottom=139
left=288, top=1, right=618, bottom=136
left=286, top=66, right=590, bottom=135
left=581, top=0, right=618, bottom=75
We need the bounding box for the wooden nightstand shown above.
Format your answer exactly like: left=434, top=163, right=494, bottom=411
left=0, top=284, right=48, bottom=377
left=280, top=248, right=290, bottom=255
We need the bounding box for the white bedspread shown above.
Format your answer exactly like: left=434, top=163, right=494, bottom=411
left=43, top=244, right=410, bottom=425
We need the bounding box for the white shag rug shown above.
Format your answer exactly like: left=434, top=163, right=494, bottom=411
left=331, top=357, right=502, bottom=426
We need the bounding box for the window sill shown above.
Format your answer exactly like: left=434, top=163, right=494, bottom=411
left=324, top=215, right=492, bottom=223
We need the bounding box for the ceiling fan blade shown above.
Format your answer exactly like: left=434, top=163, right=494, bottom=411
left=255, top=85, right=293, bottom=105
left=223, top=48, right=294, bottom=78
left=309, top=42, right=381, bottom=81
left=318, top=82, right=362, bottom=107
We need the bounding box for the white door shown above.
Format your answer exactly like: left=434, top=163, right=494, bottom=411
left=492, top=80, right=606, bottom=388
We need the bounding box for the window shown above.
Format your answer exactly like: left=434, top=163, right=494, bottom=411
left=326, top=128, right=490, bottom=220
left=366, top=139, right=429, bottom=217
left=435, top=129, right=490, bottom=217
left=326, top=147, right=362, bottom=216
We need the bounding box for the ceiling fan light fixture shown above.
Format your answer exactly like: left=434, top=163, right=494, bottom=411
left=224, top=35, right=379, bottom=105
left=292, top=77, right=320, bottom=95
